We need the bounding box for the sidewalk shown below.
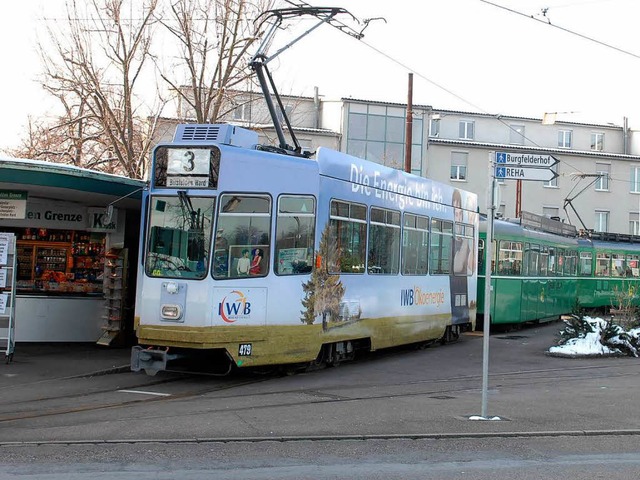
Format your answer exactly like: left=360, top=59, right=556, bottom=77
left=2, top=342, right=131, bottom=384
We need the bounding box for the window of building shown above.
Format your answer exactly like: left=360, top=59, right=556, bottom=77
left=544, top=163, right=558, bottom=188
left=595, top=163, right=610, bottom=191
left=329, top=200, right=367, bottom=274
left=346, top=104, right=423, bottom=174
left=213, top=194, right=271, bottom=279
left=402, top=213, right=429, bottom=275
left=450, top=151, right=468, bottom=181
left=630, top=212, right=640, bottom=236
left=631, top=166, right=640, bottom=193
left=590, top=132, right=604, bottom=151
left=429, top=218, right=453, bottom=274
left=297, top=139, right=313, bottom=154
left=275, top=104, right=294, bottom=124
left=368, top=207, right=401, bottom=274
left=459, top=120, right=474, bottom=140
left=543, top=206, right=560, bottom=219
left=429, top=118, right=440, bottom=137
left=558, top=130, right=572, bottom=148
left=274, top=196, right=315, bottom=275
left=497, top=204, right=506, bottom=218
left=595, top=211, right=609, bottom=232
left=509, top=124, right=525, bottom=145
left=233, top=102, right=251, bottom=121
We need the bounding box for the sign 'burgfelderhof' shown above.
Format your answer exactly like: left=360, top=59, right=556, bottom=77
left=496, top=152, right=558, bottom=168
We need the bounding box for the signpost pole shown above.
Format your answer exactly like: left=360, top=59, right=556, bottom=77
left=516, top=179, right=522, bottom=217
left=481, top=151, right=496, bottom=419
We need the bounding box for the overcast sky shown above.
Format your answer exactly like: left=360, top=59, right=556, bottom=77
left=2, top=0, right=639, bottom=151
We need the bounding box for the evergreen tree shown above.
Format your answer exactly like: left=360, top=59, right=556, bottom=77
left=301, top=223, right=344, bottom=328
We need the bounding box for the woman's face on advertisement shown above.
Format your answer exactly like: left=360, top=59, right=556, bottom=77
left=454, top=198, right=463, bottom=222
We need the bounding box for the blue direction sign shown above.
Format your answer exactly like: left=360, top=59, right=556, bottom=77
left=496, top=152, right=558, bottom=168
left=495, top=165, right=558, bottom=181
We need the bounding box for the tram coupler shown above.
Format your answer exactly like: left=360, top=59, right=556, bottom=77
left=131, top=346, right=180, bottom=375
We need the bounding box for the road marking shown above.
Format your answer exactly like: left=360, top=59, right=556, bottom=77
left=117, top=389, right=171, bottom=397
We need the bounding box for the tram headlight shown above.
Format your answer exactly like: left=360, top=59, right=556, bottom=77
left=165, top=281, right=179, bottom=294
left=161, top=304, right=183, bottom=320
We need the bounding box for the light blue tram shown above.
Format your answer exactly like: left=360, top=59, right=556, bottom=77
left=131, top=124, right=479, bottom=374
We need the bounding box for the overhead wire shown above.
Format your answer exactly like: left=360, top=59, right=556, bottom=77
left=478, top=0, right=640, bottom=60
left=476, top=0, right=640, bottom=189
left=357, top=34, right=590, bottom=178
left=350, top=0, right=640, bottom=186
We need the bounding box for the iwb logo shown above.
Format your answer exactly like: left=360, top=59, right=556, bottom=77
left=218, top=290, right=251, bottom=323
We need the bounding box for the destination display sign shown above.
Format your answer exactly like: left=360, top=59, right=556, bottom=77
left=495, top=165, right=558, bottom=182
left=496, top=152, right=558, bottom=168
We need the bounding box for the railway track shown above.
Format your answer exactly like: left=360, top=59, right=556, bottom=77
left=0, top=358, right=634, bottom=426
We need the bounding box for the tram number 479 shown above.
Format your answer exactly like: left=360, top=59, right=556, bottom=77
left=238, top=343, right=252, bottom=356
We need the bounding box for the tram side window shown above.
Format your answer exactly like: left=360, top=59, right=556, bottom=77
left=579, top=252, right=593, bottom=276
left=275, top=196, right=316, bottom=275
left=145, top=195, right=215, bottom=280
left=595, top=252, right=611, bottom=277
left=540, top=246, right=549, bottom=276
left=611, top=253, right=625, bottom=277
left=213, top=194, right=271, bottom=279
left=453, top=223, right=474, bottom=276
left=528, top=244, right=540, bottom=276
left=566, top=250, right=578, bottom=276
left=368, top=207, right=400, bottom=274
left=477, top=239, right=485, bottom=274
left=402, top=214, right=429, bottom=275
left=626, top=254, right=639, bottom=277
left=429, top=219, right=453, bottom=275
left=556, top=248, right=565, bottom=276
left=329, top=200, right=367, bottom=274
left=548, top=247, right=556, bottom=276
left=497, top=241, right=522, bottom=276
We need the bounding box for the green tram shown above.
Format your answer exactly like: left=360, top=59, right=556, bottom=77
left=478, top=212, right=640, bottom=327
left=577, top=233, right=640, bottom=310
left=478, top=212, right=579, bottom=326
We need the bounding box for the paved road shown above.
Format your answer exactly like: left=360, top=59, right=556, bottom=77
left=1, top=321, right=640, bottom=478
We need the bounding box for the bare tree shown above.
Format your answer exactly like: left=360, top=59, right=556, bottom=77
left=157, top=0, right=273, bottom=124
left=12, top=0, right=161, bottom=179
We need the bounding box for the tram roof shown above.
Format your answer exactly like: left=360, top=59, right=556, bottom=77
left=0, top=157, right=145, bottom=209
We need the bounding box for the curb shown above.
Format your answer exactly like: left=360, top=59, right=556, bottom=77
left=3, top=429, right=640, bottom=447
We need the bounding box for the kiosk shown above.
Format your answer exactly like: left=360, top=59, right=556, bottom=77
left=0, top=158, right=144, bottom=343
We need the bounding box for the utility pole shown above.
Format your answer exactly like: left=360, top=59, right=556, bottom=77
left=404, top=73, right=413, bottom=174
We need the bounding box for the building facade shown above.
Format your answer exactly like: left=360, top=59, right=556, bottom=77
left=158, top=90, right=640, bottom=235
left=339, top=100, right=640, bottom=235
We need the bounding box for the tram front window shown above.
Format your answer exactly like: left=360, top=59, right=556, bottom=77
left=145, top=195, right=215, bottom=279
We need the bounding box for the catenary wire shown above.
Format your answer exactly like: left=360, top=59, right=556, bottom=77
left=478, top=0, right=640, bottom=60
